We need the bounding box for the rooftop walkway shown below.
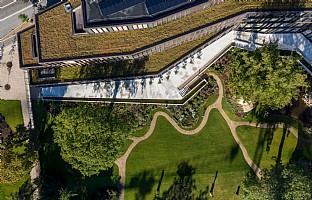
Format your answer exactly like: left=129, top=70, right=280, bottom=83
left=40, top=31, right=312, bottom=102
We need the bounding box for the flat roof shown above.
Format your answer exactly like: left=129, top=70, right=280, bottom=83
left=84, top=0, right=201, bottom=25
left=18, top=26, right=39, bottom=67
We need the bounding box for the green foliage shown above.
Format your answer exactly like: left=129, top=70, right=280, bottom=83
left=18, top=14, right=29, bottom=23
left=227, top=43, right=308, bottom=110
left=242, top=162, right=312, bottom=199
left=58, top=188, right=77, bottom=200
left=0, top=126, right=38, bottom=184
left=53, top=104, right=135, bottom=177
left=9, top=179, right=33, bottom=200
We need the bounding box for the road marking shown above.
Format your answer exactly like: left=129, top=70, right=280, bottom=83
left=0, top=4, right=33, bottom=21
left=0, top=0, right=17, bottom=9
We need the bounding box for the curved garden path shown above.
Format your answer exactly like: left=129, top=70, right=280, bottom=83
left=115, top=72, right=312, bottom=200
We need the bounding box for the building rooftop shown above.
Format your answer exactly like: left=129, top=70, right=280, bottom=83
left=84, top=0, right=203, bottom=26
left=18, top=26, right=39, bottom=66
left=18, top=0, right=312, bottom=67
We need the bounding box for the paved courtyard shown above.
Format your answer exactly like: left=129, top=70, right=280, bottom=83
left=0, top=41, right=30, bottom=126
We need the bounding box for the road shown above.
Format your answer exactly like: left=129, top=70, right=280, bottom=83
left=0, top=0, right=36, bottom=39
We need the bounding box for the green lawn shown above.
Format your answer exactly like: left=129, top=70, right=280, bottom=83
left=0, top=100, right=23, bottom=130
left=0, top=177, right=29, bottom=200
left=126, top=109, right=249, bottom=199
left=236, top=126, right=298, bottom=170
left=0, top=100, right=25, bottom=199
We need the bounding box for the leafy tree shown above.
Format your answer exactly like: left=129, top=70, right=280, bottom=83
left=58, top=188, right=78, bottom=200
left=10, top=179, right=34, bottom=200
left=242, top=161, right=312, bottom=199
left=18, top=14, right=29, bottom=23
left=53, top=104, right=135, bottom=177
left=227, top=43, right=308, bottom=110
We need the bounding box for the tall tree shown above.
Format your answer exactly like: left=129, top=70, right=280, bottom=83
left=242, top=162, right=312, bottom=199
left=53, top=104, right=135, bottom=177
left=227, top=43, right=308, bottom=110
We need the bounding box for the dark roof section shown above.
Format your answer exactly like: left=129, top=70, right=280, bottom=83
left=83, top=0, right=207, bottom=27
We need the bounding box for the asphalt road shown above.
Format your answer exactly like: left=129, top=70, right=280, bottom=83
left=0, top=0, right=36, bottom=40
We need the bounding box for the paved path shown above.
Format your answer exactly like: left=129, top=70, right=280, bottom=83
left=115, top=72, right=312, bottom=200
left=0, top=40, right=30, bottom=126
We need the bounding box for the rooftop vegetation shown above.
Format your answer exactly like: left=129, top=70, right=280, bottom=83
left=19, top=26, right=38, bottom=66
left=20, top=0, right=312, bottom=64
left=30, top=32, right=216, bottom=83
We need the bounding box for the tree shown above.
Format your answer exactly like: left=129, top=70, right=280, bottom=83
left=18, top=14, right=29, bottom=23
left=53, top=104, right=135, bottom=177
left=242, top=162, right=312, bottom=199
left=227, top=43, right=308, bottom=110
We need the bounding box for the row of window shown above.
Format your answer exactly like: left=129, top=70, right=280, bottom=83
left=87, top=3, right=210, bottom=34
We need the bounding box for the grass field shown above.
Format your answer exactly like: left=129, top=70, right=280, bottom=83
left=0, top=100, right=23, bottom=130
left=236, top=126, right=298, bottom=170
left=125, top=109, right=249, bottom=199
left=0, top=177, right=29, bottom=200
left=0, top=100, right=25, bottom=199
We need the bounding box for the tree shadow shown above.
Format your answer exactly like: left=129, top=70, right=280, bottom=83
left=291, top=124, right=312, bottom=161
left=127, top=170, right=156, bottom=200
left=251, top=126, right=276, bottom=168
left=229, top=144, right=240, bottom=162
left=160, top=161, right=209, bottom=200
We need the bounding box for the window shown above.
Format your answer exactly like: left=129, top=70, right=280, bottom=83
left=31, top=34, right=38, bottom=58
left=91, top=29, right=99, bottom=33
left=127, top=25, right=133, bottom=30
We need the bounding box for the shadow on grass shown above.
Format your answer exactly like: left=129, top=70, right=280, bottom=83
left=160, top=162, right=209, bottom=200
left=291, top=123, right=312, bottom=161
left=251, top=126, right=276, bottom=168
left=127, top=170, right=156, bottom=200
left=229, top=144, right=240, bottom=162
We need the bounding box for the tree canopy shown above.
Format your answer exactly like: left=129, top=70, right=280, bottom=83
left=227, top=43, right=308, bottom=110
left=53, top=104, right=136, bottom=177
left=242, top=162, right=312, bottom=199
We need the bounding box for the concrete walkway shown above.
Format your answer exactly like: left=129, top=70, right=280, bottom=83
left=0, top=41, right=30, bottom=126
left=114, top=72, right=312, bottom=200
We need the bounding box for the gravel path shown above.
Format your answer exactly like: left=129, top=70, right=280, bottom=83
left=115, top=72, right=312, bottom=199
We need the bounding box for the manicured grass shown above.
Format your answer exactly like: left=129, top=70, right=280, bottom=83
left=126, top=109, right=249, bottom=199
left=0, top=177, right=29, bottom=200
left=0, top=100, right=23, bottom=130
left=236, top=126, right=298, bottom=169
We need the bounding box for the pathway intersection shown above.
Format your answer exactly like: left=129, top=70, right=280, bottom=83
left=115, top=72, right=312, bottom=200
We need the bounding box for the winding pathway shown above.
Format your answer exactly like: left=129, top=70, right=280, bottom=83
left=115, top=72, right=312, bottom=200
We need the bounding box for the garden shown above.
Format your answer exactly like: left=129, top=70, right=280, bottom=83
left=30, top=43, right=312, bottom=199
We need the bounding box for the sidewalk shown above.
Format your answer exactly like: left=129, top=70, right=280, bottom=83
left=0, top=43, right=30, bottom=126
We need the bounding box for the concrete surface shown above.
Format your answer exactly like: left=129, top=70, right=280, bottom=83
left=0, top=41, right=30, bottom=126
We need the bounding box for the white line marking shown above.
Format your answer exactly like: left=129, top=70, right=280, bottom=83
left=0, top=4, right=33, bottom=21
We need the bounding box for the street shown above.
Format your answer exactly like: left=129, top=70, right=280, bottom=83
left=0, top=0, right=36, bottom=39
